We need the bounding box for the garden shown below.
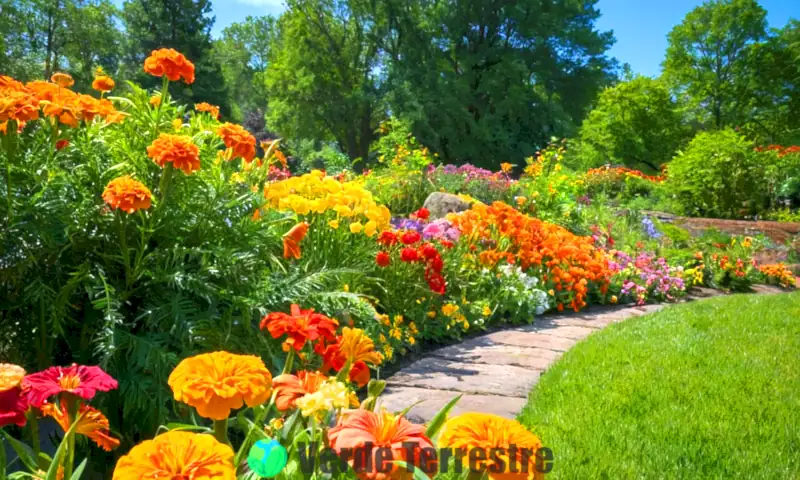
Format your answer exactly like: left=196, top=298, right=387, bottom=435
left=1, top=0, right=800, bottom=478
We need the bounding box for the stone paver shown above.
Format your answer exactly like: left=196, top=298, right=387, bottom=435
left=380, top=289, right=753, bottom=422
left=379, top=287, right=790, bottom=423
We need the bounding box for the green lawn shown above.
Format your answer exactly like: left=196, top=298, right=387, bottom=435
left=518, top=292, right=800, bottom=479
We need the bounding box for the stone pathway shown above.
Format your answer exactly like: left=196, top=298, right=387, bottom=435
left=377, top=285, right=788, bottom=423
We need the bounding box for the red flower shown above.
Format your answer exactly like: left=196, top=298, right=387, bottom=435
left=400, top=231, right=421, bottom=245
left=22, top=364, right=118, bottom=407
left=55, top=139, right=69, bottom=150
left=376, top=251, right=391, bottom=267
left=0, top=387, right=28, bottom=427
left=420, top=243, right=439, bottom=260
left=440, top=240, right=454, bottom=249
left=400, top=247, right=419, bottom=263
left=429, top=255, right=444, bottom=274
left=426, top=272, right=446, bottom=295
left=260, top=304, right=338, bottom=351
left=378, top=231, right=398, bottom=246
left=412, top=208, right=430, bottom=221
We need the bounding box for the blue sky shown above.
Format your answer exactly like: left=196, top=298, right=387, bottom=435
left=114, top=0, right=799, bottom=76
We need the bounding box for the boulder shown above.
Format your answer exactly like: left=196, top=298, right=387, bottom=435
left=422, top=192, right=471, bottom=219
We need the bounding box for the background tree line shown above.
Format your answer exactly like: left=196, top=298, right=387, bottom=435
left=1, top=0, right=798, bottom=170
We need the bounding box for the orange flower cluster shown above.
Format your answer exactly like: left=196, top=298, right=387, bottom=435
left=147, top=134, right=201, bottom=174
left=103, top=176, right=152, bottom=214
left=113, top=430, right=235, bottom=480
left=217, top=123, right=256, bottom=162
left=585, top=165, right=665, bottom=183
left=0, top=76, right=40, bottom=132
left=755, top=145, right=800, bottom=158
left=16, top=74, right=125, bottom=128
left=143, top=48, right=195, bottom=84
left=168, top=351, right=273, bottom=420
left=195, top=102, right=220, bottom=120
left=451, top=202, right=612, bottom=311
left=758, top=263, right=797, bottom=289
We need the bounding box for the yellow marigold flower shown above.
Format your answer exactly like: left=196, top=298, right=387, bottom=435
left=408, top=336, right=416, bottom=346
left=349, top=222, right=363, bottom=234
left=610, top=295, right=618, bottom=304
left=393, top=315, right=403, bottom=325
left=112, top=431, right=234, bottom=480
left=441, top=303, right=459, bottom=317
left=383, top=345, right=394, bottom=360
left=427, top=311, right=436, bottom=318
left=149, top=95, right=161, bottom=107
left=338, top=327, right=384, bottom=366
left=168, top=351, right=272, bottom=420
left=742, top=237, right=752, bottom=248
left=364, top=220, right=378, bottom=237
left=500, top=162, right=513, bottom=173
left=343, top=284, right=350, bottom=292
left=515, top=196, right=527, bottom=206
left=439, top=413, right=545, bottom=480
left=408, top=322, right=418, bottom=334
left=328, top=219, right=340, bottom=229
left=482, top=305, right=492, bottom=316
left=0, top=364, right=25, bottom=392
left=390, top=328, right=402, bottom=340
left=379, top=334, right=387, bottom=343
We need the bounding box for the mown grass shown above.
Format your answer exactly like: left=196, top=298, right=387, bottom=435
left=518, top=292, right=800, bottom=479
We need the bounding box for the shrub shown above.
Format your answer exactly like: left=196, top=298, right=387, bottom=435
left=666, top=129, right=773, bottom=218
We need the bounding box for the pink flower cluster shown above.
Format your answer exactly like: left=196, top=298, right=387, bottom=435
left=610, top=251, right=686, bottom=305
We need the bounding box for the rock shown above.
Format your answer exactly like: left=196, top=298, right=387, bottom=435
left=422, top=192, right=471, bottom=219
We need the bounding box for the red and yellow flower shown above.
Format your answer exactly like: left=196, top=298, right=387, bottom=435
left=260, top=304, right=339, bottom=352
left=272, top=371, right=328, bottom=411
left=22, top=364, right=117, bottom=407
left=0, top=364, right=27, bottom=427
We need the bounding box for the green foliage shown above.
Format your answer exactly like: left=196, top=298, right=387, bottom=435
left=663, top=0, right=768, bottom=129
left=382, top=0, right=617, bottom=168
left=213, top=15, right=276, bottom=122
left=518, top=292, right=800, bottom=478
left=574, top=76, right=689, bottom=172
left=666, top=129, right=774, bottom=218
left=121, top=0, right=231, bottom=116
left=265, top=0, right=386, bottom=165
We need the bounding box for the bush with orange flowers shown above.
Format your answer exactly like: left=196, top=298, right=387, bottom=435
left=758, top=263, right=797, bottom=289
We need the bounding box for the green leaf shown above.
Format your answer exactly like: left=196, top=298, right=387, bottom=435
left=397, top=401, right=424, bottom=419
left=0, top=432, right=37, bottom=473
left=1, top=433, right=6, bottom=480
left=164, top=423, right=210, bottom=433
left=70, top=459, right=87, bottom=480
left=425, top=394, right=462, bottom=439
left=392, top=460, right=433, bottom=480
left=45, top=411, right=84, bottom=480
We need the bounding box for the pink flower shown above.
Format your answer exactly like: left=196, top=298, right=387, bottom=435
left=0, top=387, right=28, bottom=427
left=22, top=364, right=118, bottom=407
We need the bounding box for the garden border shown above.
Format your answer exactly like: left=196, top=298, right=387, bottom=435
left=377, top=285, right=791, bottom=422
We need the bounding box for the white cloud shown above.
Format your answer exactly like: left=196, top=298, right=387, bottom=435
left=233, top=0, right=285, bottom=7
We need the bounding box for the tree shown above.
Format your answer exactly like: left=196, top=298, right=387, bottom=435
left=574, top=76, right=690, bottom=172
left=122, top=0, right=230, bottom=115
left=62, top=0, right=121, bottom=89
left=376, top=0, right=617, bottom=168
left=213, top=15, right=277, bottom=121
left=663, top=0, right=767, bottom=129
left=265, top=0, right=387, bottom=165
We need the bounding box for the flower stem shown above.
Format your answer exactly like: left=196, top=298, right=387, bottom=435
left=213, top=418, right=230, bottom=446
left=282, top=348, right=295, bottom=375
left=63, top=398, right=78, bottom=480
left=158, top=163, right=174, bottom=205
left=152, top=76, right=170, bottom=139
left=3, top=122, right=17, bottom=225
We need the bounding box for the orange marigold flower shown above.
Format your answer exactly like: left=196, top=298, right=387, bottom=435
left=103, top=176, right=153, bottom=214
left=50, top=72, right=74, bottom=88
left=282, top=221, right=309, bottom=260
left=143, top=48, right=195, bottom=84
left=92, top=75, right=115, bottom=92
left=1, top=77, right=40, bottom=126
left=217, top=123, right=256, bottom=162
left=0, top=364, right=25, bottom=392
left=260, top=304, right=339, bottom=352
left=112, top=431, right=235, bottom=480
left=329, top=409, right=435, bottom=480
left=168, top=351, right=272, bottom=420
left=438, top=413, right=545, bottom=480
left=147, top=134, right=201, bottom=174
left=22, top=364, right=117, bottom=408
left=149, top=95, right=161, bottom=107
left=273, top=371, right=327, bottom=411
left=42, top=402, right=120, bottom=451
left=195, top=102, right=220, bottom=120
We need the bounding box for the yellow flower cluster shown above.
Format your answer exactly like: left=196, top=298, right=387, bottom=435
left=295, top=379, right=357, bottom=420
left=264, top=170, right=391, bottom=236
